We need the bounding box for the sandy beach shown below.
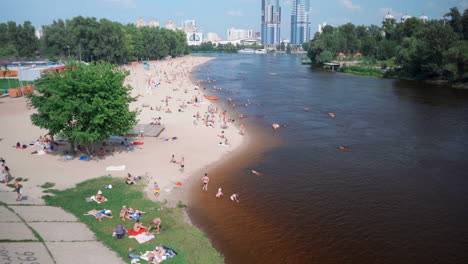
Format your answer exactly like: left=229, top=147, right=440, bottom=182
left=0, top=55, right=245, bottom=208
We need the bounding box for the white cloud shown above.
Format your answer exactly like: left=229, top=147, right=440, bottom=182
left=227, top=10, right=244, bottom=17
left=340, top=0, right=361, bottom=11
left=101, top=0, right=136, bottom=8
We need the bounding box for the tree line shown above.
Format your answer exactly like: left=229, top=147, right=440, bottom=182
left=189, top=42, right=265, bottom=53
left=304, top=7, right=468, bottom=81
left=0, top=16, right=189, bottom=63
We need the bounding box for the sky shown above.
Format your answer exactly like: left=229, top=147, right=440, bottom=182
left=2, top=0, right=467, bottom=40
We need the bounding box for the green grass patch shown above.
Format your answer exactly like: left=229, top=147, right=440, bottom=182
left=339, top=65, right=385, bottom=77
left=40, top=182, right=56, bottom=189
left=0, top=79, right=33, bottom=89
left=43, top=176, right=224, bottom=264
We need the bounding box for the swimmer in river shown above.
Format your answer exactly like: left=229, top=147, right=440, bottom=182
left=230, top=193, right=240, bottom=203
left=272, top=123, right=280, bottom=131
left=251, top=170, right=263, bottom=176
left=216, top=188, right=223, bottom=198
left=202, top=173, right=209, bottom=191
left=328, top=112, right=335, bottom=118
left=339, top=145, right=350, bottom=151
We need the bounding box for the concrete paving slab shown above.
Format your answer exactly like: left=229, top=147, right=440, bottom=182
left=0, top=206, right=22, bottom=222
left=0, top=223, right=37, bottom=241
left=0, top=191, right=45, bottom=205
left=29, top=222, right=95, bottom=241
left=9, top=206, right=78, bottom=222
left=0, top=242, right=55, bottom=264
left=46, top=241, right=125, bottom=264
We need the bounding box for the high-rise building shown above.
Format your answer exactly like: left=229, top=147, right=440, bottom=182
left=165, top=19, right=176, bottom=31
left=261, top=0, right=281, bottom=45
left=290, top=0, right=311, bottom=45
left=148, top=19, right=159, bottom=28
left=227, top=28, right=254, bottom=41
left=135, top=17, right=147, bottom=27
left=206, top=32, right=221, bottom=42
left=181, top=20, right=197, bottom=33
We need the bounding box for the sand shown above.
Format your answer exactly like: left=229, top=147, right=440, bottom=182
left=0, top=55, right=246, bottom=207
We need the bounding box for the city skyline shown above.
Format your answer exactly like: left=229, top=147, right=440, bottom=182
left=1, top=0, right=466, bottom=40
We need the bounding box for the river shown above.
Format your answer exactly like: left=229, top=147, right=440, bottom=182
left=188, top=54, right=468, bottom=264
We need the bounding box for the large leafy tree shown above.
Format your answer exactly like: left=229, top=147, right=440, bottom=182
left=28, top=62, right=138, bottom=153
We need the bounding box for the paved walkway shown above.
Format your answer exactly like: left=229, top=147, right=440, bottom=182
left=0, top=189, right=125, bottom=264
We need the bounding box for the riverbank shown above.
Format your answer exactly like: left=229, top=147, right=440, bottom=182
left=0, top=55, right=247, bottom=262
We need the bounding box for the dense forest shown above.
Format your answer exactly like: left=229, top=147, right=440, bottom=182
left=0, top=16, right=189, bottom=63
left=304, top=7, right=468, bottom=81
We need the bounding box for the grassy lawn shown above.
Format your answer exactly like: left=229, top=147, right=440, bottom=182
left=43, top=176, right=224, bottom=264
left=0, top=79, right=34, bottom=89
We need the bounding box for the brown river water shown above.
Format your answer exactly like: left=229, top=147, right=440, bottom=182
left=188, top=54, right=468, bottom=264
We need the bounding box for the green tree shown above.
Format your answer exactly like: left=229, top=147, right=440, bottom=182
left=445, top=7, right=463, bottom=37
left=28, top=62, right=138, bottom=153
left=286, top=43, right=292, bottom=54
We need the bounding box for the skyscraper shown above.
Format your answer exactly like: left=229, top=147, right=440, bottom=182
left=290, top=0, right=311, bottom=45
left=261, top=0, right=281, bottom=45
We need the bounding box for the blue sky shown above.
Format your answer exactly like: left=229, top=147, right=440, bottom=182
left=2, top=0, right=467, bottom=40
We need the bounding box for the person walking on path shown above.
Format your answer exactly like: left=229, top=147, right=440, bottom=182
left=13, top=179, right=22, bottom=201
left=202, top=173, right=209, bottom=191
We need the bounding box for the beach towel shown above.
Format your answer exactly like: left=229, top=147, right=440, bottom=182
left=127, top=228, right=147, bottom=236
left=129, top=232, right=154, bottom=244
left=106, top=165, right=126, bottom=171
left=133, top=142, right=144, bottom=145
left=79, top=155, right=88, bottom=161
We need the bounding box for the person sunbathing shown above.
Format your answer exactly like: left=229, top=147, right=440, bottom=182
left=84, top=209, right=113, bottom=222
left=133, top=220, right=146, bottom=233
left=149, top=217, right=162, bottom=233
left=126, top=173, right=136, bottom=185
left=93, top=191, right=107, bottom=203
left=120, top=206, right=129, bottom=220
left=142, top=247, right=166, bottom=264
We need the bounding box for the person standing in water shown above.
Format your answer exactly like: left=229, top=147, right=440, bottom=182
left=202, top=173, right=209, bottom=191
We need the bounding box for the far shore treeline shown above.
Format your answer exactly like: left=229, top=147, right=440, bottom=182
left=0, top=16, right=189, bottom=63
left=303, top=7, right=468, bottom=81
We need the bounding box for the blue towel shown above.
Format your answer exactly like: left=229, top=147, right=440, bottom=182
left=79, top=155, right=88, bottom=161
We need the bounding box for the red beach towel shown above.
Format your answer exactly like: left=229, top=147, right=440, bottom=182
left=127, top=228, right=147, bottom=236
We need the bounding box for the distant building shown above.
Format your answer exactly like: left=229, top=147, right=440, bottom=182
left=401, top=14, right=412, bottom=23
left=317, top=22, right=327, bottom=34
left=383, top=11, right=394, bottom=22
left=261, top=0, right=281, bottom=45
left=227, top=28, right=254, bottom=41
left=35, top=26, right=44, bottom=39
left=290, top=0, right=312, bottom=45
left=135, top=17, right=147, bottom=27
left=165, top=19, right=176, bottom=31
left=206, top=32, right=221, bottom=42
left=181, top=20, right=197, bottom=33
left=419, top=14, right=429, bottom=23
left=148, top=19, right=159, bottom=28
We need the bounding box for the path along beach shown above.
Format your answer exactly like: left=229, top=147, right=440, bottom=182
left=0, top=55, right=247, bottom=212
